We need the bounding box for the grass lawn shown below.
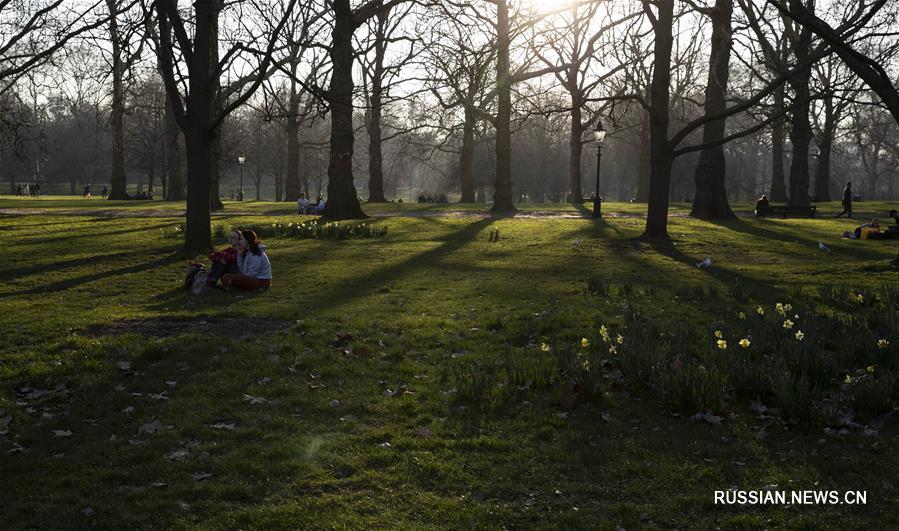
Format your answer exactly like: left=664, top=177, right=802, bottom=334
left=1, top=197, right=897, bottom=528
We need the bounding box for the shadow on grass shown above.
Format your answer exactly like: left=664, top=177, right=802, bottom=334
left=14, top=222, right=174, bottom=247
left=309, top=218, right=494, bottom=314
left=0, top=252, right=184, bottom=299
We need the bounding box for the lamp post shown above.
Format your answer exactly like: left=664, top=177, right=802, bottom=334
left=593, top=124, right=606, bottom=219
left=238, top=154, right=246, bottom=201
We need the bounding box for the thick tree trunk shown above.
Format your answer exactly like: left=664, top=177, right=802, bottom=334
left=568, top=100, right=584, bottom=203
left=813, top=95, right=835, bottom=201
left=459, top=108, right=476, bottom=202
left=183, top=0, right=214, bottom=252
left=284, top=57, right=300, bottom=202
left=324, top=0, right=366, bottom=220
left=690, top=0, right=735, bottom=219
left=491, top=0, right=516, bottom=214
left=107, top=0, right=128, bottom=200
left=788, top=75, right=813, bottom=207
left=643, top=0, right=674, bottom=239
left=164, top=102, right=183, bottom=200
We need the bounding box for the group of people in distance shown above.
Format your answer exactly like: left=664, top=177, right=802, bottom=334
left=194, top=229, right=272, bottom=293
left=14, top=183, right=41, bottom=197
left=297, top=193, right=325, bottom=215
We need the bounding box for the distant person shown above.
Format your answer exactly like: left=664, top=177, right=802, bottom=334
left=83, top=184, right=91, bottom=198
left=313, top=195, right=325, bottom=215
left=754, top=194, right=770, bottom=215
left=33, top=183, right=40, bottom=197
left=835, top=182, right=852, bottom=218
left=222, top=229, right=271, bottom=291
left=16, top=184, right=22, bottom=196
left=101, top=185, right=108, bottom=198
left=297, top=193, right=310, bottom=215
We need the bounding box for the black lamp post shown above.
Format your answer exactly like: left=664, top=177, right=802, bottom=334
left=238, top=154, right=246, bottom=201
left=593, top=125, right=606, bottom=219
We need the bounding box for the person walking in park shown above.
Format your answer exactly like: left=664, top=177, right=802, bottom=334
left=835, top=182, right=853, bottom=218
left=222, top=229, right=272, bottom=291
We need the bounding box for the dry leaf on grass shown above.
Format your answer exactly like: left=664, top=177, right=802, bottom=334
left=52, top=430, right=72, bottom=438
left=243, top=394, right=267, bottom=405
left=210, top=422, right=235, bottom=430
left=191, top=471, right=213, bottom=481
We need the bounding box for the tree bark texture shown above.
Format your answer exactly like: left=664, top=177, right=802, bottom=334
left=643, top=0, right=674, bottom=238
left=690, top=0, right=735, bottom=219
left=324, top=0, right=367, bottom=219
left=491, top=0, right=516, bottom=214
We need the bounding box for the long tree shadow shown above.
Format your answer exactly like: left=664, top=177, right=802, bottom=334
left=708, top=217, right=892, bottom=262
left=307, top=218, right=494, bottom=314
left=14, top=222, right=176, bottom=247
left=0, top=252, right=184, bottom=299
left=0, top=250, right=154, bottom=281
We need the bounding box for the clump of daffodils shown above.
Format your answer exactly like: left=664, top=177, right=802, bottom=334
left=756, top=306, right=765, bottom=316
left=739, top=338, right=750, bottom=348
left=783, top=319, right=794, bottom=329
left=716, top=339, right=727, bottom=350
left=877, top=339, right=889, bottom=349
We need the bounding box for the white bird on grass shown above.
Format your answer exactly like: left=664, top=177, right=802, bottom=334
left=818, top=241, right=831, bottom=252
left=696, top=257, right=712, bottom=269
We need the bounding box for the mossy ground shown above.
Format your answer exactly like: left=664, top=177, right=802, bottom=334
left=1, top=196, right=897, bottom=529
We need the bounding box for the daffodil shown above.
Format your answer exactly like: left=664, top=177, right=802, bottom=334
left=856, top=293, right=865, bottom=303
left=775, top=302, right=785, bottom=316
left=616, top=334, right=624, bottom=345
left=866, top=365, right=876, bottom=374
left=877, top=339, right=889, bottom=349
left=716, top=339, right=727, bottom=350
left=783, top=319, right=794, bottom=329
left=783, top=303, right=792, bottom=312
left=581, top=338, right=590, bottom=348
left=739, top=338, right=750, bottom=348
left=608, top=346, right=617, bottom=355
left=540, top=343, right=550, bottom=352
left=844, top=374, right=853, bottom=384
left=756, top=306, right=765, bottom=316
left=738, top=312, right=746, bottom=320
left=714, top=330, right=723, bottom=339
left=794, top=330, right=804, bottom=341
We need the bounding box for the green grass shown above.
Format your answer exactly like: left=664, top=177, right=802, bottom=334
left=1, top=198, right=897, bottom=528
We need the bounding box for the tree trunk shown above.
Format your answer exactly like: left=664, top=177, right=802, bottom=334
left=769, top=88, right=788, bottom=202
left=183, top=0, right=215, bottom=252
left=367, top=9, right=388, bottom=203
left=813, top=95, right=834, bottom=201
left=459, top=108, right=476, bottom=202
left=636, top=117, right=651, bottom=201
left=491, top=0, right=516, bottom=214
left=787, top=74, right=813, bottom=207
left=643, top=0, right=674, bottom=239
left=208, top=5, right=224, bottom=212
left=107, top=0, right=128, bottom=200
left=284, top=55, right=300, bottom=202
left=569, top=100, right=584, bottom=203
left=323, top=0, right=367, bottom=220
left=165, top=102, right=184, bottom=200
left=690, top=0, right=735, bottom=219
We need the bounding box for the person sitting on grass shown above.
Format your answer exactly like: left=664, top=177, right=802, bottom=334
left=854, top=219, right=881, bottom=240
left=312, top=195, right=325, bottom=215
left=205, top=230, right=241, bottom=289
left=297, top=193, right=310, bottom=215
left=754, top=194, right=770, bottom=215
left=222, top=229, right=272, bottom=291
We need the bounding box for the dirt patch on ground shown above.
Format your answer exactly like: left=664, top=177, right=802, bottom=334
left=87, top=317, right=297, bottom=339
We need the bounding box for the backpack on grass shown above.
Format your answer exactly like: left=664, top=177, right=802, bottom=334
left=184, top=262, right=207, bottom=291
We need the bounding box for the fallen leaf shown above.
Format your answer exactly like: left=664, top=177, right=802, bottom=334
left=256, top=377, right=272, bottom=385
left=191, top=471, right=213, bottom=481
left=114, top=384, right=126, bottom=392
left=210, top=422, right=235, bottom=430
left=600, top=412, right=612, bottom=422
left=167, top=449, right=189, bottom=461
left=243, top=394, right=267, bottom=405
left=149, top=392, right=169, bottom=401
left=138, top=417, right=172, bottom=436
left=52, top=430, right=72, bottom=438
left=691, top=412, right=724, bottom=425
left=329, top=399, right=341, bottom=408
left=165, top=381, right=177, bottom=388
left=377, top=442, right=392, bottom=448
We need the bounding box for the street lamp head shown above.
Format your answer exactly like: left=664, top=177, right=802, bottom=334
left=594, top=122, right=606, bottom=145
left=238, top=155, right=246, bottom=164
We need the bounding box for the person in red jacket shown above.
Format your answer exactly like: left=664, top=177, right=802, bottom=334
left=206, top=230, right=241, bottom=289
